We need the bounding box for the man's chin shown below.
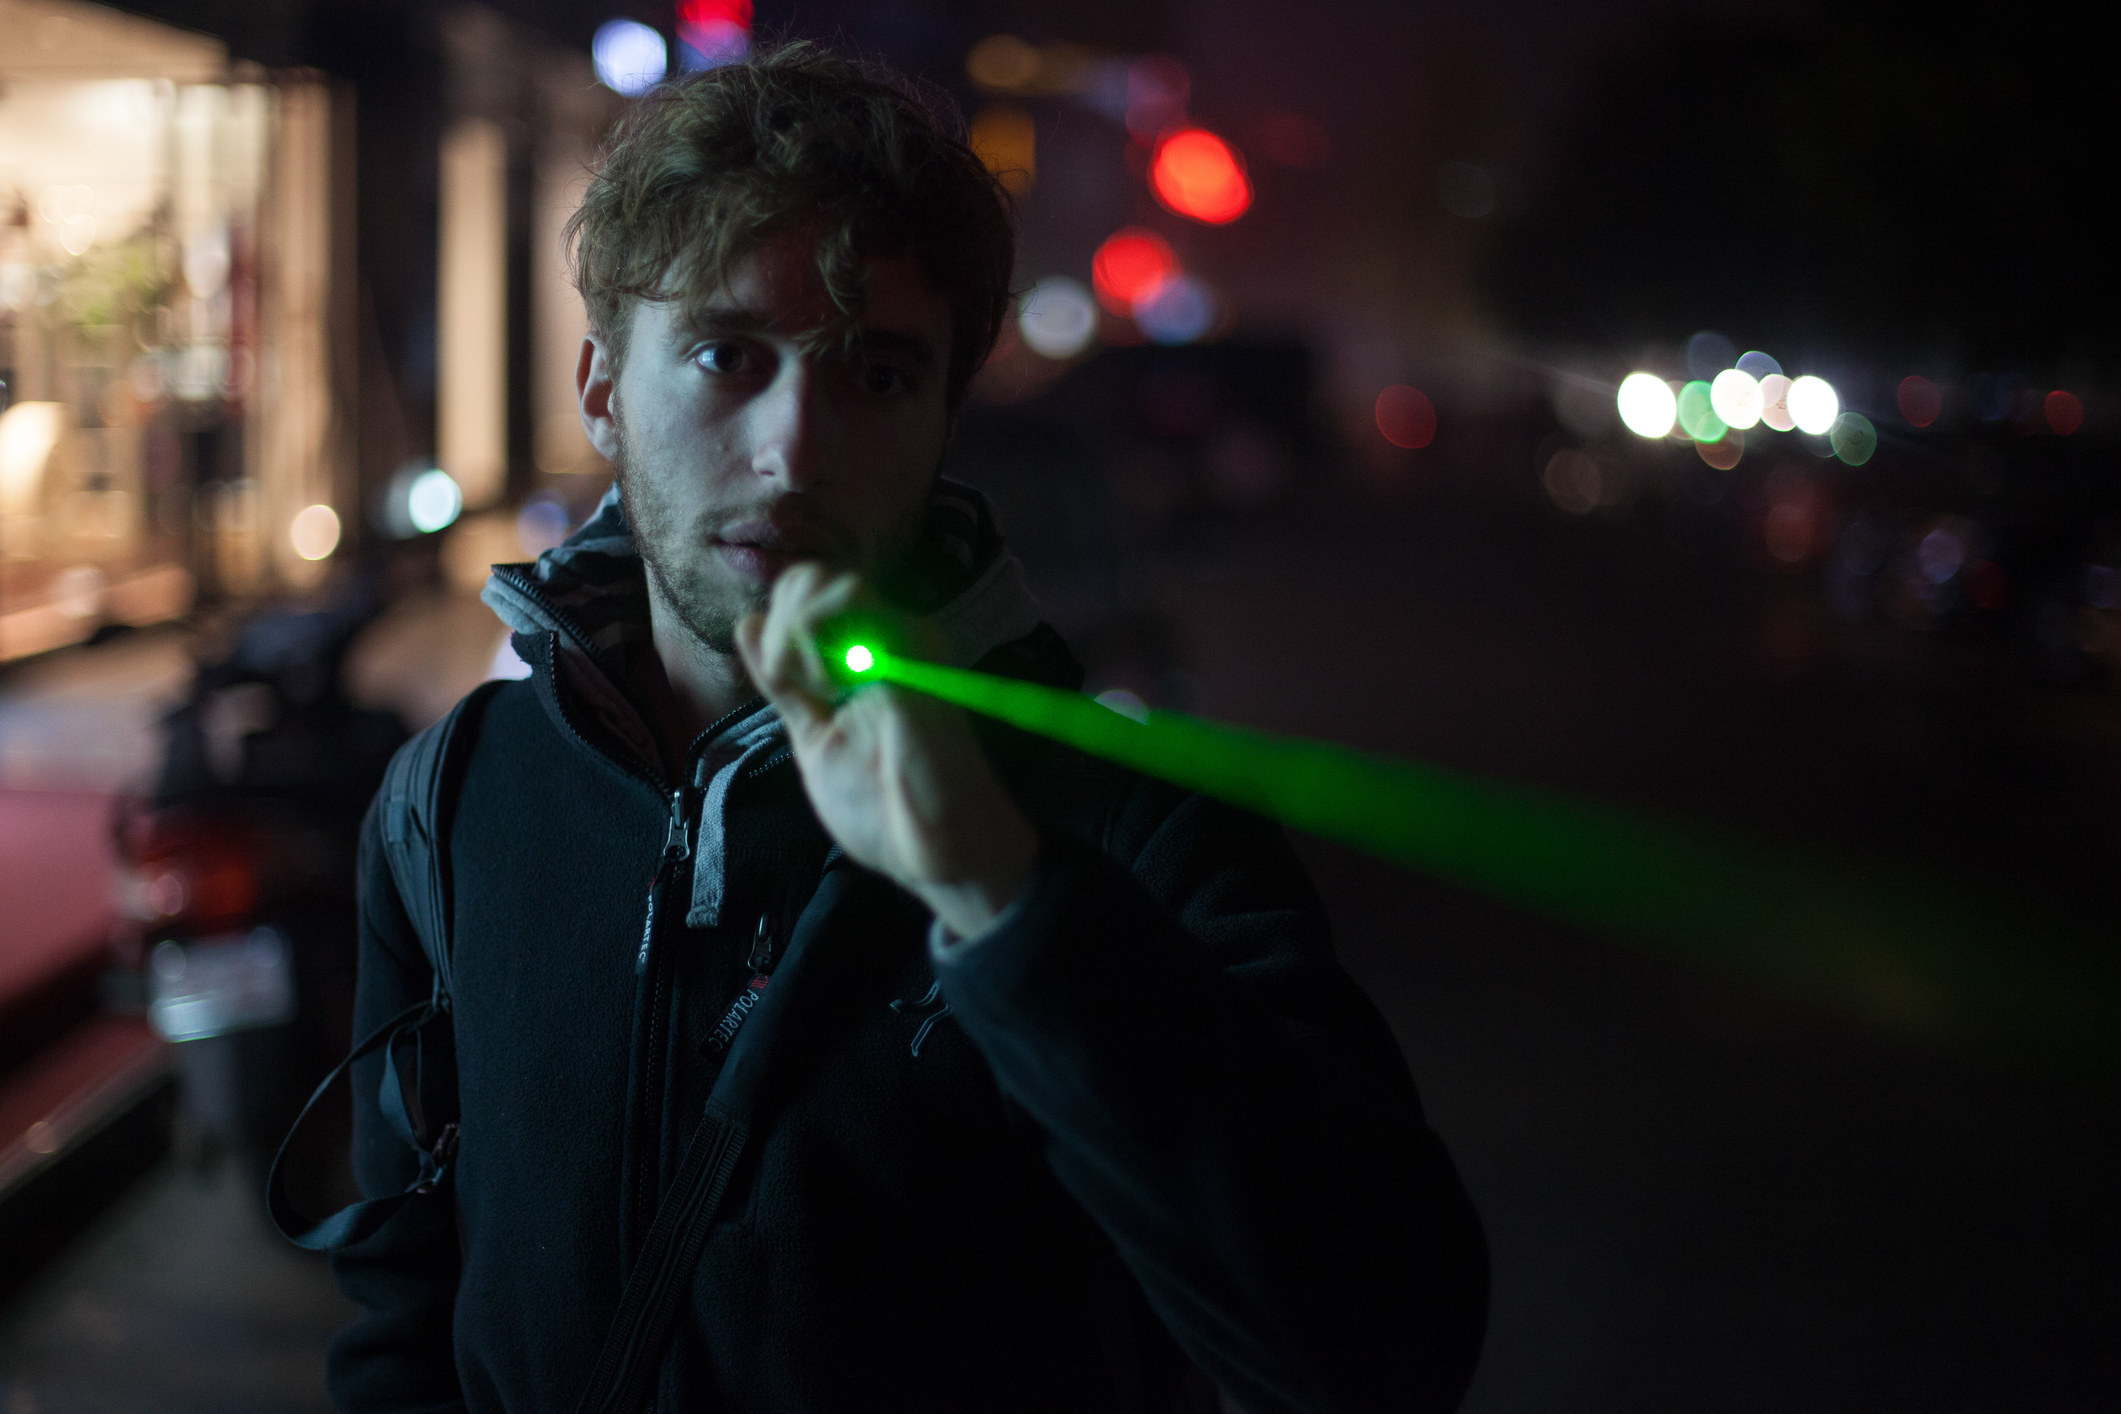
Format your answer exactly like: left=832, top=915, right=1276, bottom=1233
left=641, top=555, right=765, bottom=657
left=677, top=586, right=767, bottom=655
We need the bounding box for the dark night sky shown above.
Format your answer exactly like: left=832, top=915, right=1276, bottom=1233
left=1482, top=3, right=2117, bottom=373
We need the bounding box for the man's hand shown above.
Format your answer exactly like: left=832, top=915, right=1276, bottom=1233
left=735, top=564, right=1038, bottom=938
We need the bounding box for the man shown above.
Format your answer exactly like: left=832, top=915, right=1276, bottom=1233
left=328, top=44, right=1486, bottom=1414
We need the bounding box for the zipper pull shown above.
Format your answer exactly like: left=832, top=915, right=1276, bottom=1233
left=662, top=788, right=691, bottom=864
left=639, top=790, right=692, bottom=976
left=746, top=912, right=776, bottom=974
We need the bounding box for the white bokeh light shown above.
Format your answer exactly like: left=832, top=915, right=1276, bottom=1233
left=593, top=20, right=667, bottom=96
left=1758, top=373, right=1796, bottom=430
left=1787, top=375, right=1840, bottom=436
left=408, top=469, right=464, bottom=534
left=1017, top=276, right=1098, bottom=359
left=1709, top=369, right=1763, bottom=430
left=1616, top=372, right=1678, bottom=438
left=290, top=504, right=341, bottom=561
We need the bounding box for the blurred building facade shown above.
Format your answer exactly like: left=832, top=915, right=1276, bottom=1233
left=0, top=0, right=343, bottom=659
left=0, top=0, right=618, bottom=665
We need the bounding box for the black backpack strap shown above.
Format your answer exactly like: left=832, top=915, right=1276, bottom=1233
left=377, top=680, right=505, bottom=1000
left=573, top=1102, right=751, bottom=1414
left=268, top=679, right=503, bottom=1250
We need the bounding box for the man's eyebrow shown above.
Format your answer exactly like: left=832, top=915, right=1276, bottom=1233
left=678, top=305, right=777, bottom=338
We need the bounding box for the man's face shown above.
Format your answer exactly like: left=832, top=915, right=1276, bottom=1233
left=578, top=228, right=955, bottom=652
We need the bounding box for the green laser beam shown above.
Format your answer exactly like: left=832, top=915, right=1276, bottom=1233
left=838, top=643, right=2116, bottom=1058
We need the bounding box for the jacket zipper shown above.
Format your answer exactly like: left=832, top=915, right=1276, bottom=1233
left=637, top=787, right=692, bottom=975
left=626, top=783, right=693, bottom=1255
left=522, top=613, right=788, bottom=1296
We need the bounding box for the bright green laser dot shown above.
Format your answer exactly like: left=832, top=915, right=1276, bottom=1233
left=844, top=644, right=876, bottom=674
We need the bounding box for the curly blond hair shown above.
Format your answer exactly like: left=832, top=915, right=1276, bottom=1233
left=566, top=42, right=1016, bottom=406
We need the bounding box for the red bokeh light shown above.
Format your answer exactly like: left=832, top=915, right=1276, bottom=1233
left=1374, top=385, right=1437, bottom=449
left=1091, top=229, right=1177, bottom=315
left=2046, top=390, right=2084, bottom=435
left=678, top=0, right=751, bottom=24
left=1897, top=375, right=1942, bottom=428
left=122, top=812, right=264, bottom=932
left=1150, top=129, right=1252, bottom=225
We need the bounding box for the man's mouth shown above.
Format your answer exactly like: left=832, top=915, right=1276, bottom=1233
left=710, top=518, right=846, bottom=581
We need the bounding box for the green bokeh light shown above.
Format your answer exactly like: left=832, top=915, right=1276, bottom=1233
left=1830, top=412, right=1878, bottom=466
left=1676, top=380, right=1729, bottom=443
left=837, top=649, right=2113, bottom=1059
left=845, top=644, right=876, bottom=674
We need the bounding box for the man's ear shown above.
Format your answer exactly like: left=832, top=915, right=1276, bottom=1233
left=578, top=333, right=623, bottom=463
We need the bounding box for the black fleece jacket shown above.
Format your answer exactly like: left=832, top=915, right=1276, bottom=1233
left=328, top=596, right=1486, bottom=1413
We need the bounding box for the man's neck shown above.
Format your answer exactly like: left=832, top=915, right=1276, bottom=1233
left=635, top=596, right=756, bottom=776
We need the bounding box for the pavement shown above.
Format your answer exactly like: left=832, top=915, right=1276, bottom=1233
left=0, top=490, right=2114, bottom=1411
left=0, top=1154, right=351, bottom=1413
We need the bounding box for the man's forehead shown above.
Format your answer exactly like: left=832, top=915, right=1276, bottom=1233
left=674, top=233, right=836, bottom=319
left=661, top=243, right=948, bottom=350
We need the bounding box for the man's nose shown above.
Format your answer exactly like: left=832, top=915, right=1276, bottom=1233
left=749, top=361, right=836, bottom=491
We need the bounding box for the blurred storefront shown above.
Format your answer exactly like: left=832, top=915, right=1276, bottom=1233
left=0, top=0, right=355, bottom=662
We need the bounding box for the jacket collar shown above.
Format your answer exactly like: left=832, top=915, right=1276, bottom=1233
left=481, top=480, right=1048, bottom=928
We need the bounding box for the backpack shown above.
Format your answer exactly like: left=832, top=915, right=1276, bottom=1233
left=268, top=677, right=502, bottom=1251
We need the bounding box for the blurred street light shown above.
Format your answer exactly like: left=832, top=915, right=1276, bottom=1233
left=1135, top=274, right=1217, bottom=344
left=1092, top=229, right=1177, bottom=315
left=676, top=0, right=750, bottom=70
left=409, top=470, right=464, bottom=534
left=289, top=505, right=340, bottom=562
left=1151, top=129, right=1251, bottom=224
left=1617, top=373, right=1677, bottom=438
left=1710, top=369, right=1763, bottom=430
left=1676, top=380, right=1727, bottom=443
left=1830, top=413, right=1878, bottom=465
left=2045, top=390, right=2084, bottom=434
left=1787, top=376, right=1840, bottom=436
left=969, top=105, right=1036, bottom=195
left=1018, top=276, right=1098, bottom=359
left=1375, top=385, right=1438, bottom=449
left=1759, top=374, right=1796, bottom=430
left=593, top=20, right=666, bottom=95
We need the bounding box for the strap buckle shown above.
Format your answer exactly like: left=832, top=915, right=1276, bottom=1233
left=414, top=1122, right=460, bottom=1195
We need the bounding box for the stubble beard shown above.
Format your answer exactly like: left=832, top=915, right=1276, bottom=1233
left=612, top=425, right=766, bottom=656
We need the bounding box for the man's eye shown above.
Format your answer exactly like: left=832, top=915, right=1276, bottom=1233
left=696, top=343, right=750, bottom=375
left=861, top=363, right=910, bottom=396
